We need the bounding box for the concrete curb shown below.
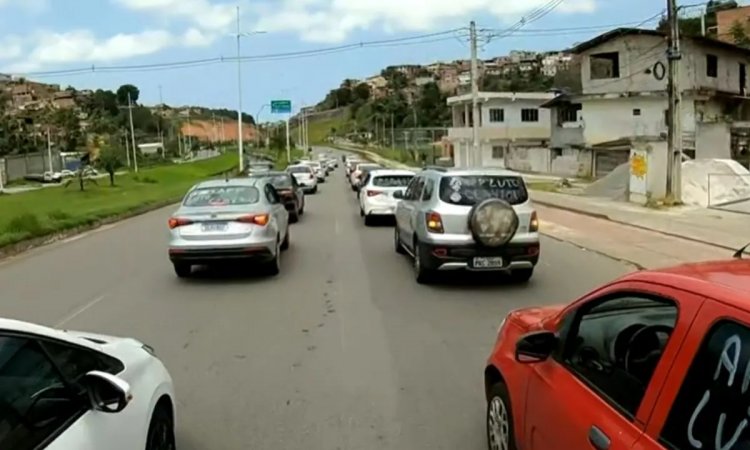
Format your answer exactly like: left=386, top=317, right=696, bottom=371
left=531, top=197, right=737, bottom=253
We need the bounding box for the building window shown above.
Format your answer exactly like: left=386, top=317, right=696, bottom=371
left=521, top=109, right=539, bottom=122
left=633, top=109, right=641, bottom=116
left=489, top=108, right=504, bottom=122
left=559, top=104, right=581, bottom=123
left=590, top=52, right=620, bottom=79
left=551, top=148, right=563, bottom=158
left=707, top=54, right=718, bottom=78
left=492, top=146, right=505, bottom=159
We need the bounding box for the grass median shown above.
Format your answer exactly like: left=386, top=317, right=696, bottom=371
left=0, top=153, right=237, bottom=249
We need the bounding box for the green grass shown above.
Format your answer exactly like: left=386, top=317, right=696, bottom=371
left=0, top=153, right=237, bottom=248
left=526, top=181, right=559, bottom=193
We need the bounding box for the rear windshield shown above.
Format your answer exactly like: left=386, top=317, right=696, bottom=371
left=258, top=175, right=292, bottom=189
left=439, top=175, right=528, bottom=206
left=373, top=175, right=413, bottom=187
left=183, top=186, right=260, bottom=207
left=288, top=166, right=312, bottom=174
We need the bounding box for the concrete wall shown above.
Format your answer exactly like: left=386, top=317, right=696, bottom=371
left=505, top=146, right=550, bottom=173
left=550, top=148, right=593, bottom=177
left=696, top=122, right=731, bottom=159
left=581, top=96, right=668, bottom=144
left=548, top=105, right=585, bottom=148
left=3, top=152, right=63, bottom=181
left=449, top=97, right=552, bottom=141
left=629, top=140, right=668, bottom=204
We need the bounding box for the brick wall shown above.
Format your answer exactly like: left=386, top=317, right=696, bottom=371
left=716, top=6, right=750, bottom=43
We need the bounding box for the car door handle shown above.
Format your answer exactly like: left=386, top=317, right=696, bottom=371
left=588, top=426, right=610, bottom=450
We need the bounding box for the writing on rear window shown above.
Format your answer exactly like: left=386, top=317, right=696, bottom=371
left=183, top=186, right=260, bottom=207
left=439, top=176, right=528, bottom=206
left=374, top=176, right=413, bottom=187
left=661, top=320, right=750, bottom=449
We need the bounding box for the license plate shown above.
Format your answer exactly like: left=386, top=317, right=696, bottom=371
left=202, top=222, right=227, bottom=232
left=472, top=257, right=504, bottom=269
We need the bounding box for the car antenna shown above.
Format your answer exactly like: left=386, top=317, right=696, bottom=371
left=733, top=242, right=750, bottom=259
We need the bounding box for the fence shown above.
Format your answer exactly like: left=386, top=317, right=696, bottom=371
left=707, top=173, right=750, bottom=215
left=1, top=151, right=64, bottom=182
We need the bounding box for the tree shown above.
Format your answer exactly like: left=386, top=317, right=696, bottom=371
left=116, top=84, right=140, bottom=106
left=51, top=109, right=82, bottom=152
left=730, top=21, right=750, bottom=47
left=353, top=83, right=371, bottom=102
left=97, top=145, right=125, bottom=186
left=415, top=82, right=450, bottom=127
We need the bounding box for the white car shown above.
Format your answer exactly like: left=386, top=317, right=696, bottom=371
left=287, top=164, right=318, bottom=194
left=302, top=161, right=326, bottom=181
left=358, top=169, right=415, bottom=225
left=0, top=317, right=176, bottom=450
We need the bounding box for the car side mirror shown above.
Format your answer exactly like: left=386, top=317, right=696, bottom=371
left=515, top=331, right=557, bottom=363
left=393, top=191, right=404, bottom=199
left=83, top=371, right=132, bottom=413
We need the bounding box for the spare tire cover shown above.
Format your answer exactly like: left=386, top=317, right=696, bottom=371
left=468, top=198, right=519, bottom=247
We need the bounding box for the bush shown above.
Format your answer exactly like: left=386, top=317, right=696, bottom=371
left=47, top=210, right=71, bottom=221
left=6, top=213, right=44, bottom=235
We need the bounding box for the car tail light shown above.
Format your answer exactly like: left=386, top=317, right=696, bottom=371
left=425, top=211, right=444, bottom=233
left=237, top=214, right=269, bottom=226
left=530, top=211, right=539, bottom=232
left=168, top=217, right=192, bottom=229
left=366, top=190, right=383, bottom=197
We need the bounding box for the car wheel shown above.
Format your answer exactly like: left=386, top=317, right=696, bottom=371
left=486, top=381, right=518, bottom=450
left=146, top=405, right=176, bottom=450
left=394, top=227, right=406, bottom=254
left=509, top=268, right=533, bottom=283
left=364, top=215, right=373, bottom=226
left=312, top=186, right=318, bottom=194
left=413, top=240, right=433, bottom=284
left=266, top=240, right=281, bottom=276
left=173, top=263, right=191, bottom=278
left=299, top=202, right=305, bottom=215
left=290, top=210, right=300, bottom=223
left=281, top=228, right=290, bottom=251
left=360, top=207, right=365, bottom=217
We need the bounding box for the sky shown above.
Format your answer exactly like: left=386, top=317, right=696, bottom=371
left=0, top=0, right=726, bottom=120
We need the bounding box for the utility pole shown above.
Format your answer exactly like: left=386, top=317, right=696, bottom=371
left=186, top=108, right=192, bottom=152
left=46, top=128, right=53, bottom=173
left=236, top=6, right=245, bottom=173
left=157, top=85, right=164, bottom=152
left=127, top=92, right=138, bottom=172
left=124, top=131, right=131, bottom=167
left=470, top=20, right=481, bottom=168
left=666, top=0, right=682, bottom=202
left=390, top=113, right=395, bottom=148
left=285, top=116, right=291, bottom=163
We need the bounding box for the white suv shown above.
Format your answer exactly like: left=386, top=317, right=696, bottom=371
left=393, top=167, right=539, bottom=284
left=358, top=169, right=415, bottom=225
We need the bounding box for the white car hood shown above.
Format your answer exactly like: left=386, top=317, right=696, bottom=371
left=63, top=330, right=148, bottom=365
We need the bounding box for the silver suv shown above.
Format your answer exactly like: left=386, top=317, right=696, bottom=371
left=393, top=167, right=539, bottom=284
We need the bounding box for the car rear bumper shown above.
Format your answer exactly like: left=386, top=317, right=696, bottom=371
left=168, top=237, right=277, bottom=264
left=418, top=242, right=540, bottom=272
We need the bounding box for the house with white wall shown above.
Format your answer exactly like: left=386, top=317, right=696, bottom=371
left=547, top=27, right=750, bottom=179
left=447, top=92, right=555, bottom=170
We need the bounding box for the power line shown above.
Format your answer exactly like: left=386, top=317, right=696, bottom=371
left=19, top=28, right=468, bottom=78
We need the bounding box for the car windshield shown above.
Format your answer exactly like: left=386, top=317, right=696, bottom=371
left=183, top=186, right=260, bottom=207
left=439, top=175, right=528, bottom=206
left=256, top=175, right=292, bottom=189
left=289, top=166, right=312, bottom=174
left=373, top=175, right=413, bottom=187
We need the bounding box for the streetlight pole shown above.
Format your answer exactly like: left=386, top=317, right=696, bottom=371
left=236, top=5, right=245, bottom=173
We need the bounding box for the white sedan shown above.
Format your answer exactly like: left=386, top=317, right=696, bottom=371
left=358, top=169, right=415, bottom=225
left=0, top=317, right=176, bottom=450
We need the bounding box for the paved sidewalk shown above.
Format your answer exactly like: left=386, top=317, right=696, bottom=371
left=531, top=190, right=749, bottom=251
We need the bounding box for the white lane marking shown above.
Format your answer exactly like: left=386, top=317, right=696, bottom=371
left=55, top=295, right=107, bottom=328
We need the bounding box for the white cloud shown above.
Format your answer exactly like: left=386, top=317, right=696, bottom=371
left=3, top=30, right=171, bottom=73
left=254, top=0, right=597, bottom=43
left=183, top=28, right=216, bottom=47
left=114, top=0, right=236, bottom=31
left=0, top=36, right=23, bottom=61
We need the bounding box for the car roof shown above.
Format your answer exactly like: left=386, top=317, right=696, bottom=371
left=287, top=164, right=312, bottom=169
left=369, top=169, right=415, bottom=176
left=422, top=167, right=523, bottom=177
left=0, top=317, right=102, bottom=351
left=618, top=259, right=750, bottom=309
left=249, top=171, right=288, bottom=177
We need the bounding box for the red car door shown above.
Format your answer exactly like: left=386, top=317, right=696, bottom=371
left=521, top=282, right=702, bottom=450
left=634, top=299, right=750, bottom=450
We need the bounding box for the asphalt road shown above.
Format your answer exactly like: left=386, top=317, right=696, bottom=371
left=0, top=150, right=633, bottom=450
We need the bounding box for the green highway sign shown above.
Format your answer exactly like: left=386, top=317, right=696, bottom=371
left=270, top=100, right=292, bottom=114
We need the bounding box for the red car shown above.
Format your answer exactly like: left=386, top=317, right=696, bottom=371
left=484, top=258, right=750, bottom=450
